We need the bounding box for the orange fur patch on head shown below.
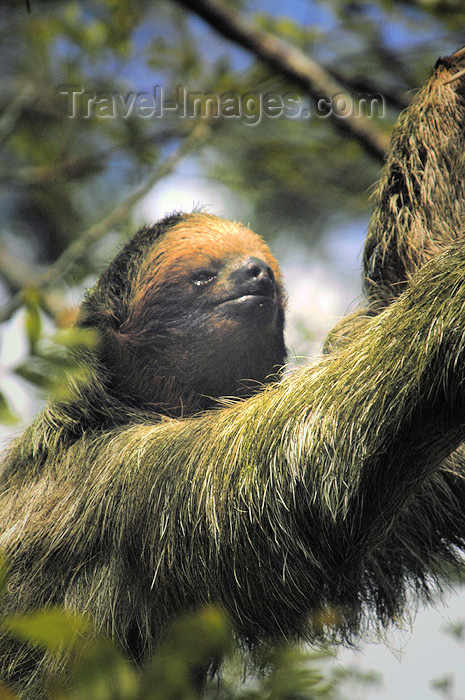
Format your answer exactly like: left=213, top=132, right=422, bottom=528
left=132, top=213, right=283, bottom=308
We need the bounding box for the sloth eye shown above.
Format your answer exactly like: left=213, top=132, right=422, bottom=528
left=193, top=269, right=217, bottom=286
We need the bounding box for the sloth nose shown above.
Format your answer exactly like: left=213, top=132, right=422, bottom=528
left=234, top=256, right=275, bottom=296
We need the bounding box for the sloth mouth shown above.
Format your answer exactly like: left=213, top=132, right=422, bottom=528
left=216, top=294, right=277, bottom=324
left=218, top=293, right=276, bottom=307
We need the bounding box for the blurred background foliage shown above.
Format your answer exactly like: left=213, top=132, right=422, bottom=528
left=0, top=0, right=464, bottom=417
left=1, top=0, right=465, bottom=696
left=0, top=550, right=382, bottom=699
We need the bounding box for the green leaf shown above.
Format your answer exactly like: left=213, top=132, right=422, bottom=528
left=23, top=289, right=43, bottom=354
left=52, top=327, right=99, bottom=351
left=65, top=637, right=139, bottom=700
left=0, top=392, right=18, bottom=426
left=13, top=363, right=51, bottom=390
left=2, top=609, right=91, bottom=652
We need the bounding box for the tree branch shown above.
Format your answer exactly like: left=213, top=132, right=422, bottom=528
left=0, top=127, right=180, bottom=186
left=328, top=68, right=411, bottom=111
left=0, top=83, right=37, bottom=149
left=174, top=0, right=390, bottom=161
left=0, top=121, right=210, bottom=323
left=0, top=243, right=36, bottom=294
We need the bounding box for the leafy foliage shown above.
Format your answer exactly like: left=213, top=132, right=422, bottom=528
left=1, top=1, right=465, bottom=697
left=1, top=0, right=464, bottom=267
left=0, top=587, right=381, bottom=699
left=0, top=0, right=463, bottom=412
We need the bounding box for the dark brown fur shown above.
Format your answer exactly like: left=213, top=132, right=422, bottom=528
left=2, top=51, right=465, bottom=698
left=77, top=212, right=286, bottom=417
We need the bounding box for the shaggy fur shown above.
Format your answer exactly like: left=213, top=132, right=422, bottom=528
left=1, top=50, right=465, bottom=697
left=325, top=49, right=465, bottom=349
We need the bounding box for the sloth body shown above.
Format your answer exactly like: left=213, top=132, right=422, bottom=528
left=1, top=51, right=465, bottom=696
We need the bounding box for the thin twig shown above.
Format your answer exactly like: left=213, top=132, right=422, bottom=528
left=41, top=122, right=209, bottom=287
left=444, top=68, right=465, bottom=86
left=0, top=83, right=36, bottom=149
left=0, top=244, right=36, bottom=294
left=0, top=127, right=179, bottom=186
left=174, top=0, right=390, bottom=161
left=0, top=121, right=210, bottom=323
left=453, top=46, right=465, bottom=59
